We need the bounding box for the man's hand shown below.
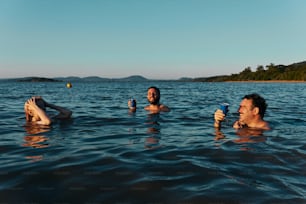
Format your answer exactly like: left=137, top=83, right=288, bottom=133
left=214, top=109, right=226, bottom=128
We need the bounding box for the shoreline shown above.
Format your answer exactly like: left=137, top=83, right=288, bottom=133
left=225, top=80, right=305, bottom=83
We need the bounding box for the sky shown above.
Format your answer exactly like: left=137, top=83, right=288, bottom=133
left=1, top=0, right=306, bottom=79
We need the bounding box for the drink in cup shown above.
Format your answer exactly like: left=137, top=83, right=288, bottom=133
left=128, top=98, right=137, bottom=111
left=220, top=103, right=229, bottom=115
left=130, top=99, right=136, bottom=108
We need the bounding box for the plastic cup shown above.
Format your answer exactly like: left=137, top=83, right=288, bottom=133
left=129, top=99, right=136, bottom=108
left=220, top=103, right=229, bottom=115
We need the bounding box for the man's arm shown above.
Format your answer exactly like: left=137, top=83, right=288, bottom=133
left=25, top=98, right=52, bottom=125
left=45, top=102, right=72, bottom=119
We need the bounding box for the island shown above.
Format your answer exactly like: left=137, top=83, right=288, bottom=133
left=17, top=77, right=62, bottom=82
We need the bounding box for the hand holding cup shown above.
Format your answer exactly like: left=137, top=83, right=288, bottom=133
left=220, top=103, right=229, bottom=115
left=128, top=98, right=137, bottom=112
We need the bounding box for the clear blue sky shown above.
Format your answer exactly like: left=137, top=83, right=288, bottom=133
left=1, top=0, right=305, bottom=79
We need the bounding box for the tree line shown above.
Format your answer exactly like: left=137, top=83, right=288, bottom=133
left=194, top=61, right=306, bottom=82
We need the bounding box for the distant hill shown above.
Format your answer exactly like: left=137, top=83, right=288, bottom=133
left=56, top=75, right=148, bottom=82
left=82, top=76, right=111, bottom=82
left=178, top=77, right=193, bottom=82
left=10, top=75, right=149, bottom=83
left=119, top=75, right=148, bottom=82
left=17, top=77, right=61, bottom=82
left=55, top=76, right=82, bottom=82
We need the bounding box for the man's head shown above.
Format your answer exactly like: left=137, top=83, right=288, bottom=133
left=243, top=93, right=267, bottom=118
left=238, top=93, right=267, bottom=125
left=147, top=86, right=160, bottom=105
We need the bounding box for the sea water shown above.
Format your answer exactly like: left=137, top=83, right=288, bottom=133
left=0, top=81, right=305, bottom=203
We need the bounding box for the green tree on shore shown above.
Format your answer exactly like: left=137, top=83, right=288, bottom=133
left=195, top=61, right=306, bottom=82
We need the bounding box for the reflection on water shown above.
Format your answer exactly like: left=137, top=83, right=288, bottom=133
left=24, top=123, right=51, bottom=135
left=215, top=127, right=267, bottom=144
left=235, top=127, right=265, bottom=137
left=23, top=135, right=49, bottom=149
left=214, top=129, right=226, bottom=140
left=145, top=136, right=161, bottom=150
left=234, top=134, right=266, bottom=144
left=25, top=155, right=44, bottom=162
left=145, top=113, right=162, bottom=150
left=22, top=124, right=51, bottom=161
left=0, top=82, right=305, bottom=203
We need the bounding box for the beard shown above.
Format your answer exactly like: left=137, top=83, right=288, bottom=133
left=148, top=98, right=159, bottom=105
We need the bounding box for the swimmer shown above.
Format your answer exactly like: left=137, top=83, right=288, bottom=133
left=144, top=86, right=170, bottom=113
left=214, top=93, right=270, bottom=130
left=24, top=96, right=72, bottom=125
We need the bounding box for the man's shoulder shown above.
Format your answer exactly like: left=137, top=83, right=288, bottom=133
left=160, top=104, right=170, bottom=112
left=261, top=121, right=270, bottom=130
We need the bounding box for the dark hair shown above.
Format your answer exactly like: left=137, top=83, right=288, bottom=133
left=243, top=93, right=267, bottom=118
left=35, top=98, right=46, bottom=111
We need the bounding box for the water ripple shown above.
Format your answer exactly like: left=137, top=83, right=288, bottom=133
left=0, top=81, right=305, bottom=203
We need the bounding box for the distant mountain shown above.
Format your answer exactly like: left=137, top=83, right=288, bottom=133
left=119, top=75, right=148, bottom=82
left=56, top=75, right=148, bottom=82
left=178, top=77, right=194, bottom=82
left=11, top=75, right=149, bottom=82
left=17, top=77, right=61, bottom=82
left=55, top=76, right=82, bottom=82
left=82, top=76, right=111, bottom=82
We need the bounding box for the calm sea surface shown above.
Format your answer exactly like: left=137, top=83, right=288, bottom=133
left=0, top=81, right=305, bottom=203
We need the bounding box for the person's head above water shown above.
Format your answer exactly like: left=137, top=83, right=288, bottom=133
left=214, top=93, right=269, bottom=130
left=145, top=86, right=170, bottom=112
left=147, top=86, right=160, bottom=105
left=241, top=93, right=267, bottom=119
left=24, top=96, right=72, bottom=125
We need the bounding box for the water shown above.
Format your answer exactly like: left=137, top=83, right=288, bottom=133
left=0, top=81, right=305, bottom=203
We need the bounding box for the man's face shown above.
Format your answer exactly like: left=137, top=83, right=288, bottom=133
left=147, top=88, right=160, bottom=105
left=238, top=99, right=255, bottom=124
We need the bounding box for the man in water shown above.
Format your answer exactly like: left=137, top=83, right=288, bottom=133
left=214, top=93, right=270, bottom=130
left=144, top=86, right=170, bottom=113
left=24, top=96, right=72, bottom=125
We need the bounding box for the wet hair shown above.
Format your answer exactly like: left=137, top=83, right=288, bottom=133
left=35, top=98, right=46, bottom=111
left=147, top=86, right=160, bottom=103
left=243, top=93, right=267, bottom=118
